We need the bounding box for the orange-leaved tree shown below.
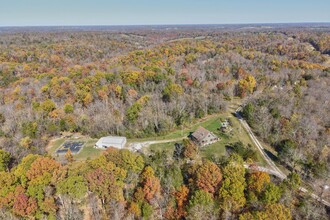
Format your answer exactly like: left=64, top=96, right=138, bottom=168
left=195, top=160, right=222, bottom=195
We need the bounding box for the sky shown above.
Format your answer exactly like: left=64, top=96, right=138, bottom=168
left=0, top=0, right=329, bottom=26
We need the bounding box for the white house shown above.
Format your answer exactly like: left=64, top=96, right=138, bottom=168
left=95, top=136, right=127, bottom=149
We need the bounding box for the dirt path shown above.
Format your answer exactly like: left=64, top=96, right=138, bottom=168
left=244, top=164, right=285, bottom=179
left=236, top=107, right=286, bottom=179
left=237, top=107, right=330, bottom=207
left=127, top=137, right=184, bottom=151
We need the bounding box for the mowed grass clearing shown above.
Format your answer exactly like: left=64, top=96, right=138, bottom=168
left=148, top=111, right=267, bottom=165
left=48, top=137, right=102, bottom=161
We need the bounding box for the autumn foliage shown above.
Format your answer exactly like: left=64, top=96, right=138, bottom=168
left=247, top=171, right=271, bottom=194
left=0, top=27, right=327, bottom=219
left=195, top=160, right=222, bottom=194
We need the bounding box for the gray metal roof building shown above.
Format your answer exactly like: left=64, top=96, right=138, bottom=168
left=95, top=136, right=127, bottom=149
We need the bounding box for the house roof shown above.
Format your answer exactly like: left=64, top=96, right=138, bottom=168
left=191, top=126, right=212, bottom=142
left=96, top=136, right=126, bottom=147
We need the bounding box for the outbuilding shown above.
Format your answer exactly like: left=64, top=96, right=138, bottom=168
left=95, top=136, right=127, bottom=149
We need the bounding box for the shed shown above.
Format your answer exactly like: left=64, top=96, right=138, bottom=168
left=95, top=136, right=127, bottom=149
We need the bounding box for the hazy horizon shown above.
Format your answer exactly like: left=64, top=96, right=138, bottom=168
left=1, top=22, right=330, bottom=29
left=1, top=0, right=330, bottom=26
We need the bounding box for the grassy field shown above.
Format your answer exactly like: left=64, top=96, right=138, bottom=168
left=48, top=137, right=102, bottom=162
left=149, top=141, right=182, bottom=154
left=148, top=111, right=267, bottom=165
left=74, top=139, right=102, bottom=161
left=48, top=138, right=66, bottom=155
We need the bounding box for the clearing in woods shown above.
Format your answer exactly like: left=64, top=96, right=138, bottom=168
left=46, top=99, right=266, bottom=165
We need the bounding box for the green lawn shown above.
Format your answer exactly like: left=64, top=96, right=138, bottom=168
left=147, top=111, right=267, bottom=165
left=149, top=141, right=181, bottom=154
left=48, top=138, right=102, bottom=161
left=200, top=143, right=226, bottom=159
left=48, top=138, right=65, bottom=155
left=74, top=139, right=101, bottom=161
left=149, top=140, right=226, bottom=160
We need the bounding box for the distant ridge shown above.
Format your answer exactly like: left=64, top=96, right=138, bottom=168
left=1, top=22, right=330, bottom=33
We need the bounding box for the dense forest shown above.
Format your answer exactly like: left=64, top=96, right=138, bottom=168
left=0, top=25, right=329, bottom=219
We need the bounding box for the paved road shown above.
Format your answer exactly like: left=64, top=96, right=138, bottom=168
left=236, top=107, right=330, bottom=207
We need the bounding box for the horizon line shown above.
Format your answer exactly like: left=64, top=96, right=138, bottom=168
left=1, top=21, right=330, bottom=28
